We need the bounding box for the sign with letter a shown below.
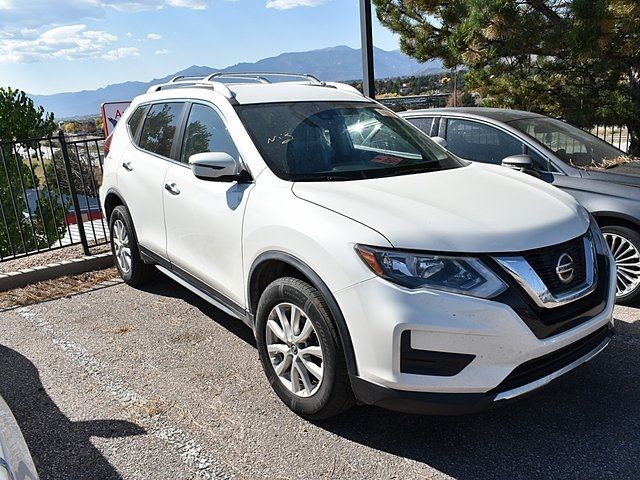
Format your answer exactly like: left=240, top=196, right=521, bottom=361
left=100, top=101, right=132, bottom=136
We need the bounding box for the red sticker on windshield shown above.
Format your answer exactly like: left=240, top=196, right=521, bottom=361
left=371, top=155, right=403, bottom=166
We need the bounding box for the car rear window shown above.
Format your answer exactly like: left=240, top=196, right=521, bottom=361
left=139, top=102, right=185, bottom=159
left=127, top=105, right=146, bottom=141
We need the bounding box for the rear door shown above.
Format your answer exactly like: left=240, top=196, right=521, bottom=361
left=116, top=101, right=186, bottom=257
left=163, top=102, right=251, bottom=307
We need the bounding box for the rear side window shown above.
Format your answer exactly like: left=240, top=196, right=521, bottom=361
left=126, top=105, right=146, bottom=141
left=139, top=102, right=185, bottom=159
left=406, top=117, right=434, bottom=136
left=181, top=104, right=239, bottom=163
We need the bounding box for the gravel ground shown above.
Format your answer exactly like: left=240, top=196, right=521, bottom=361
left=0, top=271, right=638, bottom=480
left=0, top=244, right=110, bottom=273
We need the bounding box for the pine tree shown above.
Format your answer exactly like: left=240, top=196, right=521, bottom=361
left=373, top=0, right=640, bottom=155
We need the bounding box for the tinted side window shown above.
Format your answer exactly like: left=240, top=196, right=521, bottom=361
left=446, top=118, right=524, bottom=164
left=139, top=102, right=184, bottom=159
left=406, top=117, right=434, bottom=136
left=126, top=106, right=146, bottom=143
left=181, top=104, right=238, bottom=163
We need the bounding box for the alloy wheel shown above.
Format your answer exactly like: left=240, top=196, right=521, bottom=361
left=265, top=302, right=324, bottom=398
left=604, top=232, right=640, bottom=298
left=112, top=219, right=132, bottom=274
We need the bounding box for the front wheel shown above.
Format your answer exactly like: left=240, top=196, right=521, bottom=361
left=255, top=277, right=354, bottom=420
left=601, top=225, right=640, bottom=306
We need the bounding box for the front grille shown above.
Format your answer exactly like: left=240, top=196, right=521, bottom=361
left=522, top=235, right=587, bottom=295
left=491, top=324, right=612, bottom=394
left=489, top=251, right=610, bottom=339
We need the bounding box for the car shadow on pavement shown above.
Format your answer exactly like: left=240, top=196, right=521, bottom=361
left=319, top=319, right=640, bottom=480
left=0, top=345, right=146, bottom=480
left=137, top=272, right=257, bottom=347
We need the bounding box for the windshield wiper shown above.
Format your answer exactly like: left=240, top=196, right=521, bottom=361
left=385, top=163, right=434, bottom=177
left=291, top=172, right=365, bottom=182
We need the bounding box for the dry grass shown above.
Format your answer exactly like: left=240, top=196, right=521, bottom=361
left=0, top=267, right=119, bottom=309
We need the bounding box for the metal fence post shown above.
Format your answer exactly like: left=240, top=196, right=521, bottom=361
left=359, top=0, right=376, bottom=99
left=58, top=130, right=90, bottom=256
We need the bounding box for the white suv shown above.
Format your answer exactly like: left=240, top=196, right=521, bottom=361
left=100, top=73, right=616, bottom=419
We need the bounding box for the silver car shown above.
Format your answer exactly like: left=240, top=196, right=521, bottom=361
left=0, top=394, right=38, bottom=480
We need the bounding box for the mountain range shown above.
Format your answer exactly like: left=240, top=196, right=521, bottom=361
left=29, top=46, right=443, bottom=118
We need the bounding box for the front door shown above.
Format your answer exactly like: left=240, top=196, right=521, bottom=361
left=163, top=102, right=251, bottom=307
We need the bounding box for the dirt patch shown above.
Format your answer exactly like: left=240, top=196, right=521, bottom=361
left=0, top=267, right=119, bottom=309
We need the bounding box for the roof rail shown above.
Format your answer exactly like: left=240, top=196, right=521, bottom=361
left=207, top=72, right=326, bottom=85
left=325, top=82, right=364, bottom=96
left=145, top=72, right=364, bottom=100
left=146, top=77, right=236, bottom=99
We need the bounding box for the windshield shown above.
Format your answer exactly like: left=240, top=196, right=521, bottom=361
left=508, top=116, right=629, bottom=168
left=235, top=101, right=464, bottom=181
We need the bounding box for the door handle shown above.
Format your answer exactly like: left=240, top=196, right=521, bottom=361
left=164, top=182, right=180, bottom=195
left=122, top=161, right=133, bottom=171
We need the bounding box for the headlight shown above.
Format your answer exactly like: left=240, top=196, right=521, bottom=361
left=355, top=245, right=507, bottom=298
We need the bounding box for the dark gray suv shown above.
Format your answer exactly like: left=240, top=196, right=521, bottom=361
left=400, top=107, right=640, bottom=305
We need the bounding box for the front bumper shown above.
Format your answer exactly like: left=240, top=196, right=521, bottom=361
left=350, top=324, right=613, bottom=415
left=334, top=250, right=616, bottom=414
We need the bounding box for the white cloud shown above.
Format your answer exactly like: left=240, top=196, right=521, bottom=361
left=102, top=46, right=140, bottom=60
left=155, top=48, right=170, bottom=55
left=94, top=0, right=209, bottom=12
left=0, top=24, right=122, bottom=63
left=0, top=0, right=214, bottom=31
left=0, top=1, right=102, bottom=30
left=147, top=33, right=162, bottom=40
left=265, top=0, right=326, bottom=10
left=125, top=32, right=133, bottom=38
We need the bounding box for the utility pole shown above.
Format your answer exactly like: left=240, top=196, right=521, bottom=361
left=359, top=0, right=375, bottom=99
left=452, top=66, right=458, bottom=107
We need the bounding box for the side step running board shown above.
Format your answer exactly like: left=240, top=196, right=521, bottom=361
left=155, top=265, right=251, bottom=327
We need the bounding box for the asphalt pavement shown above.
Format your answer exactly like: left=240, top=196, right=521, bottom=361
left=0, top=270, right=638, bottom=480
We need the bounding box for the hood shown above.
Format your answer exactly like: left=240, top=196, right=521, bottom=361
left=579, top=160, right=640, bottom=188
left=293, top=163, right=589, bottom=253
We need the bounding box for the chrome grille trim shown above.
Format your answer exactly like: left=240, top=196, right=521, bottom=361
left=493, top=235, right=597, bottom=309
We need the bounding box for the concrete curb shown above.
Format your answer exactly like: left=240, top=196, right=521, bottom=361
left=0, top=253, right=114, bottom=292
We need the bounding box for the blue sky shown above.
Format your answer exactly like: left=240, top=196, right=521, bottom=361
left=0, top=0, right=400, bottom=95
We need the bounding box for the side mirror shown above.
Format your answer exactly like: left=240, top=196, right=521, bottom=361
left=431, top=136, right=447, bottom=148
left=189, top=152, right=241, bottom=181
left=502, top=154, right=533, bottom=171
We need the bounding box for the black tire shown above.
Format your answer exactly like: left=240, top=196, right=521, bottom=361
left=109, top=205, right=153, bottom=286
left=255, top=277, right=354, bottom=420
left=601, top=225, right=640, bottom=306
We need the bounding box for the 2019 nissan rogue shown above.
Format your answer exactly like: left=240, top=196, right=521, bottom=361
left=100, top=73, right=616, bottom=419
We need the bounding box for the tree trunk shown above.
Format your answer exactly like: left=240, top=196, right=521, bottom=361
left=628, top=125, right=640, bottom=157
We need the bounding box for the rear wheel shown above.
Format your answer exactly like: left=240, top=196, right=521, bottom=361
left=109, top=205, right=153, bottom=286
left=601, top=225, right=640, bottom=305
left=255, top=277, right=354, bottom=420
